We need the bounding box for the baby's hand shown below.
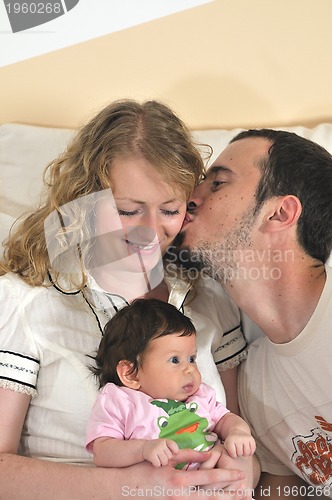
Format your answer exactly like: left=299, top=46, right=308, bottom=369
left=223, top=431, right=256, bottom=459
left=142, top=439, right=179, bottom=467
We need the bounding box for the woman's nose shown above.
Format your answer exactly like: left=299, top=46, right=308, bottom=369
left=141, top=211, right=157, bottom=227
left=140, top=212, right=162, bottom=239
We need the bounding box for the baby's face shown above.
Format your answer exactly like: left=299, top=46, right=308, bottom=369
left=136, top=332, right=201, bottom=401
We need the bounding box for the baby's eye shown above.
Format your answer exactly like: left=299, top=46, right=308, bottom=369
left=189, top=355, right=196, bottom=364
left=170, top=356, right=180, bottom=364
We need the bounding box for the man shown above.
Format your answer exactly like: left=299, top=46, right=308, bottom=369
left=176, top=129, right=332, bottom=499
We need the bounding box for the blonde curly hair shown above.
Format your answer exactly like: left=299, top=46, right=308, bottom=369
left=1, top=99, right=207, bottom=289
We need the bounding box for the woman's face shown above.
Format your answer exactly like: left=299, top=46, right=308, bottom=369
left=92, top=156, right=187, bottom=274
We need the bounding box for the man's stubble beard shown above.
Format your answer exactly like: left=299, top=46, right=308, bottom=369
left=168, top=205, right=258, bottom=286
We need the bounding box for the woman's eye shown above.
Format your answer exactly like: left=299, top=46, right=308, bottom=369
left=170, top=356, right=180, bottom=364
left=162, top=209, right=180, bottom=217
left=189, top=355, right=196, bottom=364
left=117, top=209, right=140, bottom=217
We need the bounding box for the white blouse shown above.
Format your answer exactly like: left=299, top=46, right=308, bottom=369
left=0, top=272, right=246, bottom=464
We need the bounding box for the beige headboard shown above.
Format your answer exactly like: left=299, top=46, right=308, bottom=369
left=1, top=0, right=332, bottom=130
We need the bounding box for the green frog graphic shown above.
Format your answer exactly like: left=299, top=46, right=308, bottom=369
left=150, top=399, right=217, bottom=470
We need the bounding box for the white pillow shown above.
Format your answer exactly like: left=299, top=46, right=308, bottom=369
left=0, top=123, right=74, bottom=217
left=192, top=128, right=244, bottom=165
left=0, top=213, right=15, bottom=248
left=0, top=123, right=74, bottom=248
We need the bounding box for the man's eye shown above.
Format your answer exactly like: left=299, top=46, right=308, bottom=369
left=170, top=356, right=180, bottom=364
left=211, top=180, right=225, bottom=192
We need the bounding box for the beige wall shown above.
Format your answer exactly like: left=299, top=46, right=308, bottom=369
left=1, top=0, right=332, bottom=130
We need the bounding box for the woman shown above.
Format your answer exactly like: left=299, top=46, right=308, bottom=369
left=0, top=99, right=250, bottom=499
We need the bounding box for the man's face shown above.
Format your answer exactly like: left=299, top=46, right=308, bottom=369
left=178, top=137, right=271, bottom=284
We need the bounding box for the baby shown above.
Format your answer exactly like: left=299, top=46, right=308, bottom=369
left=86, top=298, right=256, bottom=470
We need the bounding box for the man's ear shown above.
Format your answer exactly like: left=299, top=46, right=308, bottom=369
left=116, top=360, right=141, bottom=390
left=263, top=195, right=302, bottom=232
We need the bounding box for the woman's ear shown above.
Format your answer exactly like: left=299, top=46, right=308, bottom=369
left=263, top=195, right=302, bottom=232
left=116, top=360, right=141, bottom=390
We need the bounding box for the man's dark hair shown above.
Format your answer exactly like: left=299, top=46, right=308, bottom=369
left=91, top=298, right=196, bottom=388
left=231, top=129, right=332, bottom=262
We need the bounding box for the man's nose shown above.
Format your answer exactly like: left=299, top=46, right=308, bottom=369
left=187, top=182, right=206, bottom=212
left=187, top=201, right=197, bottom=213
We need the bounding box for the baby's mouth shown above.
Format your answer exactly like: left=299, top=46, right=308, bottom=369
left=182, top=383, right=194, bottom=393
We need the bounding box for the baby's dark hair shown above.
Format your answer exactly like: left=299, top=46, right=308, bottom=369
left=91, top=298, right=196, bottom=388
